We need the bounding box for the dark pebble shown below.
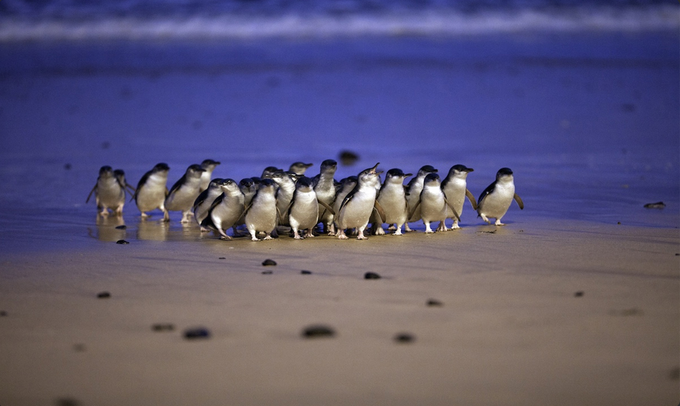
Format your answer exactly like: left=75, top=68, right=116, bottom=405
left=675, top=253, right=680, bottom=256
left=55, top=397, right=81, bottom=406
left=64, top=163, right=72, bottom=170
left=426, top=299, right=443, bottom=307
left=574, top=291, right=584, bottom=297
left=115, top=225, right=127, bottom=230
left=73, top=343, right=86, bottom=352
left=116, top=239, right=129, bottom=244
left=338, top=150, right=359, bottom=166
left=364, top=272, right=381, bottom=280
left=394, top=333, right=416, bottom=343
left=183, top=327, right=211, bottom=340
left=643, top=201, right=665, bottom=209
left=301, top=270, right=312, bottom=275
left=218, top=257, right=226, bottom=260
left=152, top=323, right=175, bottom=332
left=0, top=310, right=7, bottom=317
left=301, top=325, right=335, bottom=338
left=262, top=259, right=277, bottom=266
left=617, top=222, right=621, bottom=225
left=96, top=291, right=111, bottom=299
left=262, top=270, right=273, bottom=274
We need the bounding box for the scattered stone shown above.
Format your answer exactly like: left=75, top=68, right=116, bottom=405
left=73, top=343, right=86, bottom=352
left=262, top=259, right=277, bottom=266
left=0, top=310, right=7, bottom=317
left=574, top=291, right=584, bottom=297
left=218, top=257, right=226, bottom=260
left=394, top=332, right=416, bottom=343
left=115, top=225, right=126, bottom=230
left=338, top=150, right=359, bottom=166
left=183, top=327, right=211, bottom=340
left=64, top=163, right=72, bottom=170
left=301, top=270, right=312, bottom=275
left=55, top=397, right=81, bottom=406
left=643, top=201, right=665, bottom=209
left=152, top=323, right=175, bottom=332
left=675, top=253, right=679, bottom=256
left=262, top=270, right=273, bottom=275
left=301, top=324, right=335, bottom=338
left=364, top=272, right=381, bottom=280
left=116, top=239, right=129, bottom=244
left=617, top=222, right=621, bottom=225
left=96, top=291, right=111, bottom=299
left=426, top=299, right=443, bottom=307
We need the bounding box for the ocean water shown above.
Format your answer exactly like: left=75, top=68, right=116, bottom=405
left=0, top=1, right=677, bottom=252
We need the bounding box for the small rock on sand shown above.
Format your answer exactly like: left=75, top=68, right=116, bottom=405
left=183, top=327, right=211, bottom=340
left=301, top=325, right=335, bottom=338
left=364, top=272, right=381, bottom=280
left=262, top=259, right=277, bottom=266
left=96, top=291, right=111, bottom=299
left=394, top=332, right=416, bottom=343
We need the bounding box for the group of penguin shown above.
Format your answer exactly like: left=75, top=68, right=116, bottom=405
left=87, top=159, right=524, bottom=241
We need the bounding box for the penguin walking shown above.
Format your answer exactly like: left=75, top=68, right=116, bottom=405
left=441, top=165, right=477, bottom=229
left=269, top=170, right=296, bottom=227
left=412, top=173, right=460, bottom=233
left=86, top=166, right=127, bottom=216
left=477, top=167, right=524, bottom=226
left=332, top=176, right=358, bottom=220
left=203, top=178, right=245, bottom=240
left=239, top=178, right=259, bottom=208
left=244, top=179, right=279, bottom=241
left=288, top=177, right=333, bottom=239
left=134, top=163, right=170, bottom=221
left=193, top=178, right=224, bottom=231
left=199, top=159, right=221, bottom=192
left=289, top=162, right=314, bottom=176
left=335, top=163, right=384, bottom=240
left=372, top=168, right=412, bottom=235
left=405, top=165, right=438, bottom=231
left=312, top=159, right=338, bottom=235
left=165, top=164, right=206, bottom=223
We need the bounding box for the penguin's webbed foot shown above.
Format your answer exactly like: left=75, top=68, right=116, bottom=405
left=219, top=234, right=232, bottom=241
left=263, top=234, right=273, bottom=240
left=337, top=230, right=349, bottom=240
left=374, top=226, right=385, bottom=236
left=495, top=219, right=505, bottom=226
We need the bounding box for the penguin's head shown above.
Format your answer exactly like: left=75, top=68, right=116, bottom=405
left=99, top=166, right=114, bottom=176
left=448, top=164, right=474, bottom=178
left=320, top=159, right=338, bottom=172
left=386, top=168, right=412, bottom=182
left=290, top=162, right=313, bottom=175
left=295, top=176, right=314, bottom=192
left=152, top=163, right=170, bottom=173
left=424, top=172, right=441, bottom=186
left=208, top=178, right=224, bottom=190
left=496, top=167, right=514, bottom=181
left=418, top=165, right=438, bottom=176
left=218, top=178, right=240, bottom=194
left=201, top=159, right=221, bottom=170
left=186, top=164, right=206, bottom=178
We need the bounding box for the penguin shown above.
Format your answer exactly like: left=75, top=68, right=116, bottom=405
left=86, top=166, right=126, bottom=216
left=412, top=173, right=460, bottom=233
left=335, top=163, right=384, bottom=240
left=199, top=159, right=221, bottom=192
left=261, top=166, right=282, bottom=179
left=372, top=168, right=412, bottom=235
left=312, top=159, right=338, bottom=235
left=164, top=164, right=206, bottom=223
left=114, top=169, right=136, bottom=196
left=134, top=163, right=170, bottom=221
left=202, top=178, right=245, bottom=240
left=244, top=178, right=279, bottom=241
left=405, top=165, right=438, bottom=231
left=332, top=176, right=358, bottom=219
left=192, top=178, right=224, bottom=231
left=477, top=167, right=524, bottom=226
left=289, top=162, right=314, bottom=176
left=269, top=170, right=297, bottom=227
left=441, top=164, right=477, bottom=229
left=288, top=177, right=333, bottom=240
left=239, top=178, right=258, bottom=208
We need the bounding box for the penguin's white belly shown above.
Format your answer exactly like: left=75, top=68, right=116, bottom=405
left=443, top=183, right=466, bottom=219
left=137, top=175, right=167, bottom=211
left=338, top=191, right=376, bottom=229
left=98, top=179, right=124, bottom=207
left=290, top=193, right=318, bottom=230
left=166, top=185, right=200, bottom=211
left=213, top=196, right=244, bottom=229
left=420, top=191, right=447, bottom=222
left=378, top=188, right=407, bottom=224
left=246, top=196, right=277, bottom=231
left=480, top=184, right=514, bottom=218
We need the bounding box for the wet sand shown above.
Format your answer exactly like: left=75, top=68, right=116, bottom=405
left=0, top=31, right=678, bottom=405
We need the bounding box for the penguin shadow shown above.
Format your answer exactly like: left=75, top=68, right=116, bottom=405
left=136, top=218, right=169, bottom=241
left=89, top=215, right=127, bottom=242
left=475, top=223, right=517, bottom=235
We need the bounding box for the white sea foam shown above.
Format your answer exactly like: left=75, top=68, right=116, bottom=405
left=0, top=6, right=677, bottom=42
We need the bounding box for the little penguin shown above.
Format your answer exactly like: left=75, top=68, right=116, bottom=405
left=199, top=159, right=221, bottom=192
left=477, top=167, right=524, bottom=226
left=288, top=177, right=333, bottom=239
left=134, top=163, right=170, bottom=221
left=405, top=165, right=438, bottom=231
left=412, top=173, right=460, bottom=233
left=261, top=166, right=282, bottom=179
left=192, top=178, right=224, bottom=231
left=332, top=176, right=358, bottom=219
left=164, top=164, right=206, bottom=223
left=244, top=179, right=279, bottom=241
left=270, top=170, right=296, bottom=227
left=372, top=168, right=412, bottom=235
left=203, top=178, right=245, bottom=240
left=86, top=166, right=126, bottom=216
left=114, top=169, right=136, bottom=196
left=239, top=178, right=258, bottom=208
left=289, top=162, right=314, bottom=176
left=335, top=163, right=384, bottom=240
left=441, top=164, right=477, bottom=229
left=312, top=159, right=338, bottom=235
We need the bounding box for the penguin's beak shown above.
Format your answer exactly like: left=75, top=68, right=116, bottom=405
left=465, top=168, right=474, bottom=172
left=369, top=162, right=380, bottom=173
left=404, top=173, right=413, bottom=178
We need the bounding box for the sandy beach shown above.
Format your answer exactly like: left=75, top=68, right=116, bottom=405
left=0, top=23, right=678, bottom=406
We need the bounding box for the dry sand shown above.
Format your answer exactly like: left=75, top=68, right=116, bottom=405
left=0, top=218, right=677, bottom=405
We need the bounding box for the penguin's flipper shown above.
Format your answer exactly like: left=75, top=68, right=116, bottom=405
left=465, top=188, right=478, bottom=210
left=318, top=200, right=335, bottom=216
left=373, top=199, right=386, bottom=223
left=164, top=187, right=169, bottom=198
left=125, top=183, right=137, bottom=195
left=477, top=181, right=495, bottom=209
left=339, top=186, right=359, bottom=212
left=407, top=199, right=421, bottom=221
left=167, top=175, right=186, bottom=198
left=445, top=198, right=462, bottom=222
left=86, top=185, right=97, bottom=203
left=514, top=193, right=524, bottom=210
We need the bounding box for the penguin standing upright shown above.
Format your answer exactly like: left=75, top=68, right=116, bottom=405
left=193, top=178, right=224, bottom=230
left=164, top=164, right=205, bottom=223
left=335, top=163, right=384, bottom=240
left=134, top=163, right=170, bottom=221
left=199, top=159, right=221, bottom=192
left=203, top=178, right=245, bottom=240
left=441, top=164, right=477, bottom=229
left=288, top=177, right=329, bottom=240
left=477, top=167, right=524, bottom=226
left=313, top=159, right=338, bottom=235
left=413, top=173, right=460, bottom=233
left=86, top=166, right=127, bottom=216
left=244, top=179, right=279, bottom=241
left=405, top=165, right=438, bottom=231
left=372, top=168, right=412, bottom=235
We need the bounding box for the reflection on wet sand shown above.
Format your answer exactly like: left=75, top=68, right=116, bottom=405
left=137, top=219, right=169, bottom=241
left=90, top=215, right=126, bottom=242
